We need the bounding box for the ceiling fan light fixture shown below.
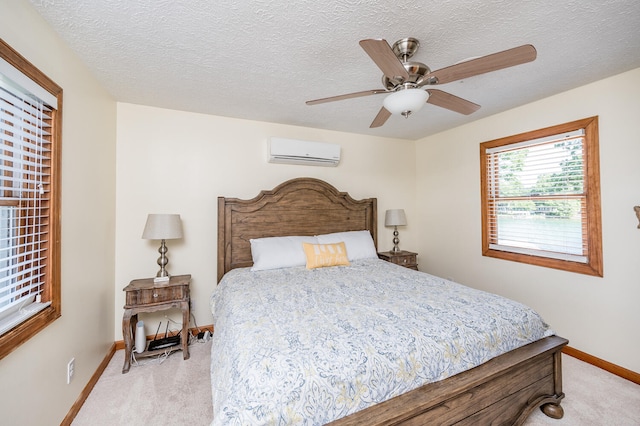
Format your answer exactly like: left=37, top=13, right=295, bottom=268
left=307, top=39, right=535, bottom=128
left=383, top=88, right=428, bottom=117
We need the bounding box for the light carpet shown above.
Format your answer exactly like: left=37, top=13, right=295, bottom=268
left=73, top=341, right=640, bottom=425
left=73, top=341, right=213, bottom=425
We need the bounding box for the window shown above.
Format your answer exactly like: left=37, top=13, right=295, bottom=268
left=480, top=117, right=602, bottom=276
left=0, top=38, right=62, bottom=360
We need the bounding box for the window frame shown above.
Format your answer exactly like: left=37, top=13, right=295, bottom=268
left=0, top=38, right=62, bottom=360
left=480, top=116, right=603, bottom=277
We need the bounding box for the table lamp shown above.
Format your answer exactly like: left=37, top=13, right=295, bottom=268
left=385, top=209, right=407, bottom=252
left=142, top=214, right=183, bottom=282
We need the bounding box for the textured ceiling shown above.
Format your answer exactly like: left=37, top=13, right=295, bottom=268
left=28, top=0, right=640, bottom=140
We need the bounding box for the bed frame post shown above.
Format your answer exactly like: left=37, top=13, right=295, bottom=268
left=540, top=349, right=565, bottom=419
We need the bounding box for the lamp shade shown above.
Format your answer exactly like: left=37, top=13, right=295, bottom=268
left=142, top=214, right=183, bottom=240
left=383, top=89, right=428, bottom=115
left=385, top=209, right=407, bottom=227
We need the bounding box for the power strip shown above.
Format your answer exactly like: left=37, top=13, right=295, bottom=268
left=196, top=330, right=211, bottom=342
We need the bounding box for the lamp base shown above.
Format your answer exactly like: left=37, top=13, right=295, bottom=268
left=391, top=227, right=401, bottom=252
left=153, top=276, right=170, bottom=283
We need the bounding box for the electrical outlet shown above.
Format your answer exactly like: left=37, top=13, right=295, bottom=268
left=67, top=358, right=75, bottom=384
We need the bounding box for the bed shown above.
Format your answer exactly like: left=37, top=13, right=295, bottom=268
left=212, top=177, right=567, bottom=425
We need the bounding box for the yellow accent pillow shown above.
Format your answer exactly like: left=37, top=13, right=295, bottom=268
left=302, top=242, right=350, bottom=269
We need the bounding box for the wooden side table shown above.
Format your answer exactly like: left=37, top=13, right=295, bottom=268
left=122, top=274, right=191, bottom=373
left=378, top=250, right=418, bottom=270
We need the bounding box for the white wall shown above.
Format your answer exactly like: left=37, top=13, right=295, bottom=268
left=115, top=104, right=417, bottom=337
left=415, top=68, right=640, bottom=373
left=0, top=1, right=117, bottom=425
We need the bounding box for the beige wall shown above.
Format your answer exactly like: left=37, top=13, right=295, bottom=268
left=114, top=104, right=417, bottom=337
left=0, top=1, right=117, bottom=425
left=2, top=1, right=638, bottom=423
left=415, top=67, right=640, bottom=373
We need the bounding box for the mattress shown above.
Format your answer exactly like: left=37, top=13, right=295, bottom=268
left=209, top=258, right=553, bottom=425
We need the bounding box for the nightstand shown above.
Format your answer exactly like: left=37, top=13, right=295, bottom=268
left=121, top=274, right=191, bottom=373
left=378, top=250, right=418, bottom=270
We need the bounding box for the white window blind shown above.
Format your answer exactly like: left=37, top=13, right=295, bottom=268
left=0, top=69, right=52, bottom=333
left=485, top=129, right=588, bottom=262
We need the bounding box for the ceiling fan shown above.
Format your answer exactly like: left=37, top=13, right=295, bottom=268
left=306, top=37, right=537, bottom=128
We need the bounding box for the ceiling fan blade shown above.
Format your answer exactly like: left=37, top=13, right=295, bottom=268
left=359, top=39, right=410, bottom=81
left=306, top=89, right=386, bottom=105
left=426, top=89, right=480, bottom=115
left=370, top=107, right=391, bottom=128
left=429, top=44, right=537, bottom=85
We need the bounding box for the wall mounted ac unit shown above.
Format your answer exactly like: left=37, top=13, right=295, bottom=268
left=267, top=137, right=340, bottom=167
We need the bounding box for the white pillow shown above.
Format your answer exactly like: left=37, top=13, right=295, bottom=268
left=316, top=230, right=377, bottom=261
left=250, top=236, right=319, bottom=271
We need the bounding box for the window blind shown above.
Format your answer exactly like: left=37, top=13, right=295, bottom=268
left=485, top=129, right=588, bottom=262
left=0, top=69, right=52, bottom=331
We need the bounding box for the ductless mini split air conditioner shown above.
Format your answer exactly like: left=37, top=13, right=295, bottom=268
left=267, top=137, right=341, bottom=167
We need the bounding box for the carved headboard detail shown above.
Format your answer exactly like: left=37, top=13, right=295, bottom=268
left=217, top=178, right=377, bottom=282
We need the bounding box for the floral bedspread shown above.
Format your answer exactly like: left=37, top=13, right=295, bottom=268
left=210, top=259, right=553, bottom=425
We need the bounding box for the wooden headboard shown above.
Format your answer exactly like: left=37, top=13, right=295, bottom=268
left=217, top=177, right=377, bottom=282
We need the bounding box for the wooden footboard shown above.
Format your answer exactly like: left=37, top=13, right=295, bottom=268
left=328, top=335, right=567, bottom=426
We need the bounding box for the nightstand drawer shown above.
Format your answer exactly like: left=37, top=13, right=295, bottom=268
left=123, top=274, right=191, bottom=308
left=388, top=254, right=416, bottom=266
left=378, top=250, right=418, bottom=270
left=125, top=285, right=187, bottom=305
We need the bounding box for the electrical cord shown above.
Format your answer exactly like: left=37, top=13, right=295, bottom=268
left=188, top=312, right=212, bottom=343
left=130, top=346, right=178, bottom=367
left=165, top=313, right=211, bottom=344
left=191, top=312, right=201, bottom=334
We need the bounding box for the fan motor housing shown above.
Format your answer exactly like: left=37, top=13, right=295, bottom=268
left=382, top=61, right=432, bottom=90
